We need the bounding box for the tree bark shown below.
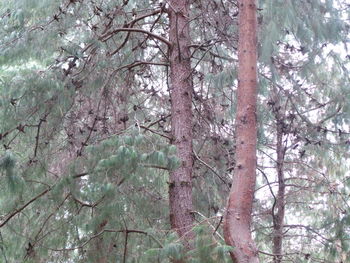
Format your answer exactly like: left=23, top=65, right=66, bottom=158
left=223, top=1, right=259, bottom=263
left=168, top=0, right=194, bottom=250
left=272, top=96, right=286, bottom=263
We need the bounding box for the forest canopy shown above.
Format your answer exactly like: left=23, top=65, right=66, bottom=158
left=0, top=0, right=349, bottom=262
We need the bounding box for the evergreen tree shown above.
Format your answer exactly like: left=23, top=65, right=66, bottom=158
left=0, top=0, right=349, bottom=262
left=223, top=0, right=259, bottom=262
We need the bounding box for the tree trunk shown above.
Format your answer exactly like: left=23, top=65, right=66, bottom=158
left=223, top=1, right=259, bottom=263
left=87, top=219, right=108, bottom=263
left=272, top=98, right=286, bottom=263
left=168, top=0, right=194, bottom=250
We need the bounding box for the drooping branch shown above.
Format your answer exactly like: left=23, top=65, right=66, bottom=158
left=0, top=188, right=51, bottom=228
left=193, top=149, right=231, bottom=187
left=45, top=229, right=162, bottom=251
left=109, top=8, right=165, bottom=56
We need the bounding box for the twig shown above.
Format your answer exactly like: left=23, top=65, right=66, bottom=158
left=72, top=194, right=105, bottom=208
left=100, top=28, right=171, bottom=46
left=0, top=188, right=51, bottom=228
left=284, top=224, right=333, bottom=242
left=213, top=216, right=223, bottom=235
left=139, top=125, right=172, bottom=140
left=142, top=164, right=169, bottom=170
left=33, top=115, right=48, bottom=158
left=45, top=229, right=162, bottom=251
left=257, top=167, right=277, bottom=217
left=192, top=149, right=230, bottom=187
left=123, top=227, right=129, bottom=263
left=192, top=211, right=224, bottom=240
left=146, top=114, right=171, bottom=129
left=30, top=194, right=70, bottom=253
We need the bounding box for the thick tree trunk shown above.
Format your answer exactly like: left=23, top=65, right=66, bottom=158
left=223, top=1, right=259, bottom=263
left=272, top=105, right=286, bottom=263
left=168, top=0, right=194, bottom=249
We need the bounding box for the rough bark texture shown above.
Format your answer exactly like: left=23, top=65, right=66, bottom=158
left=272, top=111, right=286, bottom=263
left=168, top=0, right=195, bottom=249
left=223, top=1, right=259, bottom=263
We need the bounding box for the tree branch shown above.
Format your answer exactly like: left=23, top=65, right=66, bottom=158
left=100, top=28, right=171, bottom=47
left=0, top=188, right=51, bottom=228
left=45, top=229, right=162, bottom=251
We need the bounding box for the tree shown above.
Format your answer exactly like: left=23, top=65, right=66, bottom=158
left=223, top=0, right=259, bottom=263
left=254, top=1, right=349, bottom=262
left=1, top=0, right=349, bottom=262
left=168, top=0, right=195, bottom=249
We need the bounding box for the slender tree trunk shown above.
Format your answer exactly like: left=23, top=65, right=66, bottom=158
left=168, top=0, right=194, bottom=250
left=88, top=219, right=108, bottom=263
left=223, top=1, right=259, bottom=262
left=272, top=102, right=286, bottom=263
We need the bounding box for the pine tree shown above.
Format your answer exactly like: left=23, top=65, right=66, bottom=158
left=0, top=1, right=349, bottom=262
left=223, top=0, right=259, bottom=262
left=168, top=0, right=195, bottom=250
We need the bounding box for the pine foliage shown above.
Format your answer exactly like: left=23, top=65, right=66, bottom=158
left=0, top=0, right=349, bottom=262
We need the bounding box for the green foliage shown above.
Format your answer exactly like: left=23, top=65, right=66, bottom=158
left=0, top=152, right=24, bottom=192
left=144, top=226, right=232, bottom=263
left=0, top=0, right=349, bottom=262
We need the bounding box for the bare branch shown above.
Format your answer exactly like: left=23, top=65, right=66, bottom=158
left=100, top=28, right=171, bottom=47
left=0, top=188, right=51, bottom=228
left=45, top=229, right=162, bottom=251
